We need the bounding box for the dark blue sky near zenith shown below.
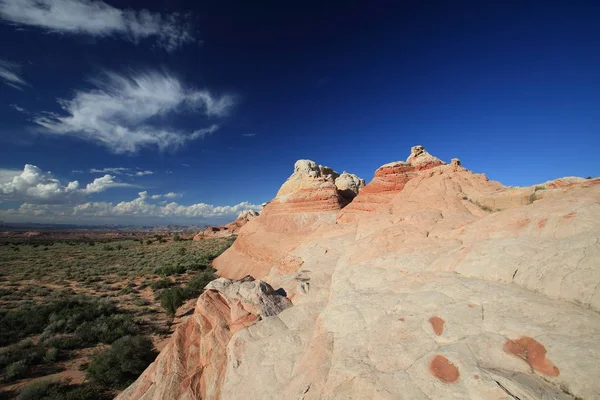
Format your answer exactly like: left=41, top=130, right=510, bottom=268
left=0, top=0, right=598, bottom=224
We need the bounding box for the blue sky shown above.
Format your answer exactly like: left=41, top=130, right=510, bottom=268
left=0, top=1, right=599, bottom=225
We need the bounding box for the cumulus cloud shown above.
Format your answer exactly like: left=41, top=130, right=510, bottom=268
left=33, top=70, right=234, bottom=153
left=0, top=0, right=195, bottom=51
left=0, top=191, right=261, bottom=223
left=0, top=58, right=28, bottom=90
left=150, top=192, right=182, bottom=200
left=0, top=164, right=133, bottom=204
left=0, top=168, right=21, bottom=184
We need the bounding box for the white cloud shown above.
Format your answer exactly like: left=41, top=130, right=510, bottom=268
left=33, top=70, right=234, bottom=153
left=0, top=168, right=21, bottom=184
left=84, top=174, right=131, bottom=194
left=163, top=192, right=181, bottom=199
left=0, top=0, right=195, bottom=51
left=0, top=164, right=133, bottom=204
left=0, top=59, right=28, bottom=90
left=134, top=170, right=154, bottom=176
left=242, top=133, right=256, bottom=137
left=149, top=192, right=181, bottom=200
left=0, top=191, right=261, bottom=223
left=90, top=167, right=130, bottom=174
left=10, top=104, right=26, bottom=112
left=89, top=167, right=153, bottom=176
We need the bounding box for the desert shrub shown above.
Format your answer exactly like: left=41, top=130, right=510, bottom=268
left=150, top=278, right=173, bottom=290
left=74, top=314, right=138, bottom=345
left=184, top=268, right=216, bottom=298
left=185, top=261, right=211, bottom=271
left=86, top=336, right=157, bottom=389
left=154, top=264, right=186, bottom=276
left=102, top=245, right=114, bottom=251
left=159, top=287, right=185, bottom=315
left=44, top=347, right=59, bottom=363
left=0, top=340, right=47, bottom=379
left=42, top=297, right=117, bottom=336
left=173, top=235, right=181, bottom=242
left=133, top=298, right=149, bottom=307
left=0, top=296, right=122, bottom=346
left=43, top=335, right=85, bottom=350
left=4, top=360, right=28, bottom=381
left=17, top=380, right=109, bottom=400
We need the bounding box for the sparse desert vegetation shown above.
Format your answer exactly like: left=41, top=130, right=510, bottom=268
left=0, top=234, right=233, bottom=399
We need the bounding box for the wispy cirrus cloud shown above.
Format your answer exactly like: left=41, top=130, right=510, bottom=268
left=0, top=0, right=195, bottom=51
left=33, top=70, right=236, bottom=154
left=242, top=133, right=256, bottom=137
left=0, top=59, right=28, bottom=90
left=0, top=164, right=133, bottom=204
left=89, top=167, right=154, bottom=177
left=10, top=104, right=26, bottom=112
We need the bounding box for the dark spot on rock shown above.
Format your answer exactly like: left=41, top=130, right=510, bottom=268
left=429, top=316, right=445, bottom=336
left=473, top=374, right=479, bottom=380
left=563, top=212, right=577, bottom=219
left=429, top=355, right=460, bottom=383
left=398, top=317, right=405, bottom=322
left=503, top=336, right=559, bottom=376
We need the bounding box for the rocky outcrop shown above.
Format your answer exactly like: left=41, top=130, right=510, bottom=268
left=116, top=277, right=291, bottom=400
left=124, top=146, right=600, bottom=400
left=193, top=210, right=258, bottom=240
left=335, top=172, right=365, bottom=201
left=342, top=145, right=446, bottom=214
left=213, top=160, right=364, bottom=279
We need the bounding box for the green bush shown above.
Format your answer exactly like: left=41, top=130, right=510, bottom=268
left=154, top=265, right=186, bottom=277
left=0, top=340, right=46, bottom=375
left=17, top=380, right=109, bottom=400
left=150, top=278, right=173, bottom=290
left=184, top=268, right=216, bottom=298
left=43, top=347, right=59, bottom=363
left=86, top=336, right=157, bottom=389
left=4, top=359, right=28, bottom=381
left=74, top=314, right=138, bottom=345
left=159, top=287, right=185, bottom=315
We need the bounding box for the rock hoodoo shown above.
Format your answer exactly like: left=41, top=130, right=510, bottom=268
left=124, top=146, right=600, bottom=400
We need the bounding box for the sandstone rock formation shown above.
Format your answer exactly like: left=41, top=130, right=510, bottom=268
left=334, top=172, right=365, bottom=201
left=212, top=160, right=364, bottom=279
left=117, top=277, right=291, bottom=400
left=193, top=210, right=258, bottom=240
left=124, top=146, right=600, bottom=400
